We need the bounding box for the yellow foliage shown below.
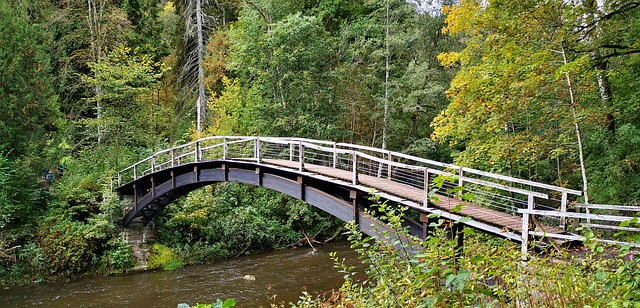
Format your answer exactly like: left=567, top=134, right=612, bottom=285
left=437, top=52, right=460, bottom=68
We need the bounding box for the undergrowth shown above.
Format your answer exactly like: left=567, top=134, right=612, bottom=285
left=291, top=202, right=640, bottom=307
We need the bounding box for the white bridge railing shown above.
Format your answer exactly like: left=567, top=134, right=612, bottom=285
left=117, top=136, right=639, bottom=252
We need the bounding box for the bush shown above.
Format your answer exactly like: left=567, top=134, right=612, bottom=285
left=97, top=238, right=135, bottom=274
left=293, top=200, right=640, bottom=307
left=155, top=183, right=340, bottom=264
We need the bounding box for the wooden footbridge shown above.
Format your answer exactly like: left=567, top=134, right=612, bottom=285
left=115, top=136, right=640, bottom=255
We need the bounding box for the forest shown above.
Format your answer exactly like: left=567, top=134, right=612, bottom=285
left=1, top=0, right=640, bottom=305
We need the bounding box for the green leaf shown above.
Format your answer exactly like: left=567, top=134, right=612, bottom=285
left=457, top=216, right=471, bottom=223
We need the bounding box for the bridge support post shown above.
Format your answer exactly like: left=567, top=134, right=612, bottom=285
left=256, top=167, right=262, bottom=186
left=332, top=143, right=337, bottom=168
left=223, top=137, right=228, bottom=160
left=255, top=137, right=262, bottom=163
left=419, top=213, right=432, bottom=239
left=297, top=176, right=305, bottom=201
left=387, top=152, right=392, bottom=180
left=195, top=141, right=200, bottom=162
left=289, top=142, right=294, bottom=161
left=350, top=190, right=360, bottom=225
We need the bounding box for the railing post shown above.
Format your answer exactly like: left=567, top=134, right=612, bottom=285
left=133, top=165, right=138, bottom=180
left=522, top=194, right=534, bottom=260
left=151, top=157, right=156, bottom=172
left=387, top=151, right=393, bottom=180
left=527, top=194, right=535, bottom=210
left=332, top=143, right=337, bottom=168
left=171, top=149, right=175, bottom=167
left=352, top=151, right=358, bottom=185
left=521, top=212, right=530, bottom=260
left=118, top=173, right=122, bottom=187
left=299, top=142, right=304, bottom=172
left=255, top=137, right=261, bottom=163
left=560, top=192, right=568, bottom=231
left=458, top=166, right=464, bottom=186
left=223, top=137, right=228, bottom=160
left=423, top=168, right=430, bottom=207
left=290, top=142, right=295, bottom=161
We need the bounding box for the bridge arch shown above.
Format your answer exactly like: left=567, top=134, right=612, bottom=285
left=116, top=160, right=423, bottom=240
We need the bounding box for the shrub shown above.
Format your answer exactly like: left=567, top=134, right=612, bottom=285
left=293, top=200, right=640, bottom=307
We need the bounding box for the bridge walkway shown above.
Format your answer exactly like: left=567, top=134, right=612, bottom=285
left=262, top=159, right=556, bottom=235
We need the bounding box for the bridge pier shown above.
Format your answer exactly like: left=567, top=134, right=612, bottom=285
left=121, top=218, right=157, bottom=245
left=119, top=218, right=156, bottom=271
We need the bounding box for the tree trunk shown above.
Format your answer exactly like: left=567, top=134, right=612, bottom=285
left=382, top=0, right=390, bottom=151
left=87, top=0, right=105, bottom=142
left=196, top=0, right=206, bottom=132
left=585, top=0, right=615, bottom=137
left=561, top=46, right=589, bottom=204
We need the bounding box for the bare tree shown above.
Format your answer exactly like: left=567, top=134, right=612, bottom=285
left=180, top=0, right=214, bottom=132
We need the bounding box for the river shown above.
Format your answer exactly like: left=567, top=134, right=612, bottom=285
left=0, top=240, right=363, bottom=307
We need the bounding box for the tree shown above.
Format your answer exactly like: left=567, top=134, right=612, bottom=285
left=334, top=0, right=459, bottom=152
left=0, top=0, right=59, bottom=159
left=177, top=0, right=216, bottom=132
left=433, top=0, right=640, bottom=202
left=81, top=46, right=163, bottom=153
left=229, top=6, right=342, bottom=139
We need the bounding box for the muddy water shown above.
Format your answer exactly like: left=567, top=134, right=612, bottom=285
left=0, top=240, right=363, bottom=307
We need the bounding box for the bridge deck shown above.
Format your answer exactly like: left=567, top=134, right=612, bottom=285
left=263, top=159, right=557, bottom=234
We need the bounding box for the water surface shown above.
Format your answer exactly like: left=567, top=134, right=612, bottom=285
left=0, top=240, right=362, bottom=307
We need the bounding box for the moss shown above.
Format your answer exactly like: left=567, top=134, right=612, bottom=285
left=146, top=243, right=183, bottom=271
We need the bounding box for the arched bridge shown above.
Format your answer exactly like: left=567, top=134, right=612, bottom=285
left=115, top=136, right=640, bottom=255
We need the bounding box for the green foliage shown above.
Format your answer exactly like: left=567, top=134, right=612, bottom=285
left=81, top=45, right=166, bottom=147
left=294, top=199, right=640, bottom=307
left=36, top=208, right=114, bottom=277
left=146, top=243, right=183, bottom=271
left=229, top=10, right=343, bottom=139
left=434, top=0, right=640, bottom=202
left=177, top=298, right=236, bottom=308
left=155, top=183, right=338, bottom=264
left=204, top=77, right=258, bottom=136
left=97, top=238, right=135, bottom=274
left=0, top=0, right=59, bottom=159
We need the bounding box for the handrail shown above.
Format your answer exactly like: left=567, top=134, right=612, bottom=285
left=118, top=136, right=580, bottom=199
